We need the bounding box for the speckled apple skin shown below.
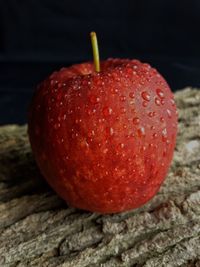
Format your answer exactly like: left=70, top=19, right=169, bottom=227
left=28, top=59, right=178, bottom=213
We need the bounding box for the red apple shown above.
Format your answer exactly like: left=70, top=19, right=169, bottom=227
left=28, top=33, right=177, bottom=213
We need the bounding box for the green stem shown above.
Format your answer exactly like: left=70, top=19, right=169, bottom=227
left=90, top=32, right=100, bottom=72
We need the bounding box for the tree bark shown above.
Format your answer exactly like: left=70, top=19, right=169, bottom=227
left=0, top=87, right=200, bottom=267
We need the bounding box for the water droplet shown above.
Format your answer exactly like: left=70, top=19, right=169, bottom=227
left=156, top=88, right=164, bottom=99
left=167, top=109, right=172, bottom=118
left=153, top=133, right=158, bottom=138
left=89, top=95, right=100, bottom=104
left=118, top=143, right=125, bottom=149
left=142, top=101, right=148, bottom=107
left=89, top=130, right=95, bottom=137
left=54, top=123, right=61, bottom=130
left=120, top=107, right=126, bottom=114
left=138, top=127, right=145, bottom=137
left=162, top=128, right=167, bottom=142
left=103, top=148, right=108, bottom=154
left=85, top=108, right=92, bottom=115
left=123, top=124, right=127, bottom=129
left=129, top=92, right=135, bottom=98
left=151, top=126, right=155, bottom=130
left=170, top=98, right=175, bottom=106
left=111, top=88, right=119, bottom=94
left=106, top=127, right=114, bottom=136
left=149, top=143, right=154, bottom=148
left=120, top=95, right=126, bottom=102
left=133, top=117, right=140, bottom=125
left=116, top=116, right=120, bottom=121
left=141, top=91, right=150, bottom=101
left=140, top=146, right=146, bottom=152
left=67, top=109, right=73, bottom=115
left=155, top=98, right=161, bottom=106
left=161, top=99, right=165, bottom=105
left=103, top=107, right=113, bottom=116
left=148, top=112, right=155, bottom=117
left=82, top=80, right=89, bottom=86
left=140, top=80, right=145, bottom=85
left=160, top=117, right=164, bottom=122
left=166, top=139, right=170, bottom=145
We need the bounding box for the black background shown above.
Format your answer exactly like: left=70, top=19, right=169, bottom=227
left=1, top=0, right=200, bottom=124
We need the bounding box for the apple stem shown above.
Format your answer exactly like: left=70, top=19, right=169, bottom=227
left=90, top=32, right=100, bottom=72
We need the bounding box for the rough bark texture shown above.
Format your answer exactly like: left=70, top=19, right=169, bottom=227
left=0, top=87, right=200, bottom=267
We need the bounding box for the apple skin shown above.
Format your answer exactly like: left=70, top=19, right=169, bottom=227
left=28, top=59, right=178, bottom=213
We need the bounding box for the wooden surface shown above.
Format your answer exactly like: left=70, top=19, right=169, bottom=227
left=0, top=88, right=200, bottom=267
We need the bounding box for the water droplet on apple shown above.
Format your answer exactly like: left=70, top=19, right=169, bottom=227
left=161, top=99, right=165, bottom=105
left=54, top=123, right=60, bottom=130
left=129, top=92, right=135, bottom=98
left=120, top=95, right=126, bottom=102
left=142, top=101, right=148, bottom=107
left=120, top=107, right=126, bottom=114
left=155, top=98, right=161, bottom=106
left=167, top=109, right=172, bottom=118
left=140, top=80, right=145, bottom=85
left=89, top=95, right=100, bottom=104
left=162, top=128, right=167, bottom=142
left=103, top=148, right=108, bottom=154
left=103, top=107, right=113, bottom=116
left=156, top=88, right=164, bottom=99
left=148, top=112, right=155, bottom=117
left=170, top=98, right=175, bottom=106
left=138, top=127, right=145, bottom=137
left=141, top=91, right=150, bottom=101
left=133, top=117, right=140, bottom=125
left=141, top=146, right=146, bottom=152
left=82, top=80, right=89, bottom=86
left=153, top=133, right=158, bottom=138
left=58, top=83, right=62, bottom=88
left=106, top=127, right=114, bottom=136
left=160, top=117, right=164, bottom=122
left=118, top=143, right=125, bottom=149
left=111, top=88, right=119, bottom=94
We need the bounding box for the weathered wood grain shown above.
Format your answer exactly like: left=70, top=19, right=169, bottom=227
left=0, top=87, right=200, bottom=267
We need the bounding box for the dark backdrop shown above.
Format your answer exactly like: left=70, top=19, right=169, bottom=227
left=1, top=0, right=200, bottom=124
